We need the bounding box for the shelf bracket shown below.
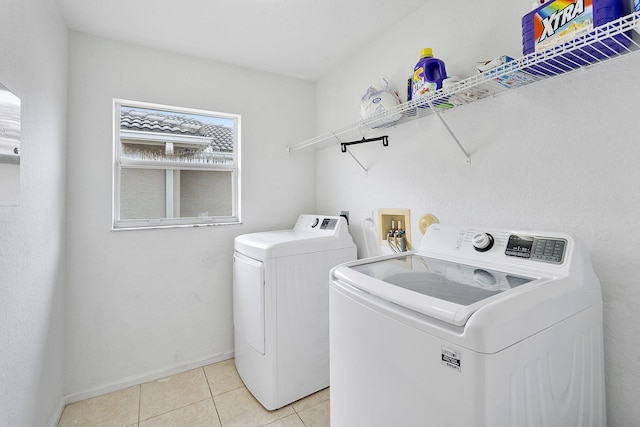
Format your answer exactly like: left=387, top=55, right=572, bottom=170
left=333, top=134, right=373, bottom=173
left=340, top=135, right=389, bottom=153
left=345, top=148, right=368, bottom=173
left=426, top=101, right=471, bottom=164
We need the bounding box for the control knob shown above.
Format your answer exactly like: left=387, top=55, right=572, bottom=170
left=472, top=232, right=494, bottom=252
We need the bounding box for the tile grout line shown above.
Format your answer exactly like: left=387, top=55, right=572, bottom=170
left=137, top=368, right=213, bottom=424
left=202, top=366, right=225, bottom=426
left=139, top=397, right=215, bottom=424
left=291, top=405, right=308, bottom=427
left=137, top=384, right=142, bottom=426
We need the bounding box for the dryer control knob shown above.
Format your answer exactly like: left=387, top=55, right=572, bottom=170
left=472, top=233, right=494, bottom=252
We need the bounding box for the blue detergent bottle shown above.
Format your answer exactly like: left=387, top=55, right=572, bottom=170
left=412, top=48, right=447, bottom=105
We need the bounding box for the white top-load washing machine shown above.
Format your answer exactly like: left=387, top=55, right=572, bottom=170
left=330, top=223, right=605, bottom=427
left=233, top=214, right=356, bottom=410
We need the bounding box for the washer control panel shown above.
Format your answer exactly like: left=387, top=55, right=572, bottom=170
left=423, top=225, right=571, bottom=266
left=505, top=234, right=567, bottom=264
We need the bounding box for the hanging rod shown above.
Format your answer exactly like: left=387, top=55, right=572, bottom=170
left=340, top=135, right=389, bottom=153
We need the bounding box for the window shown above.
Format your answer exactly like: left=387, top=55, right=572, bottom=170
left=113, top=100, right=240, bottom=229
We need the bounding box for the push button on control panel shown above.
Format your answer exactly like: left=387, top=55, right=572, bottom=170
left=530, top=238, right=565, bottom=263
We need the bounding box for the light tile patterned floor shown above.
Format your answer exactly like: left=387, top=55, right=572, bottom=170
left=57, top=359, right=330, bottom=427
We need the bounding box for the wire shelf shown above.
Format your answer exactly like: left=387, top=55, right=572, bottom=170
left=288, top=12, right=640, bottom=153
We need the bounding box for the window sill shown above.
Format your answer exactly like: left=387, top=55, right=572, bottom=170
left=112, top=221, right=242, bottom=231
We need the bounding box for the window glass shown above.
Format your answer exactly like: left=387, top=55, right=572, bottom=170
left=113, top=100, right=240, bottom=229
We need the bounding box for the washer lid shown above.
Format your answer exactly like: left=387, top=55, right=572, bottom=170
left=333, top=254, right=539, bottom=326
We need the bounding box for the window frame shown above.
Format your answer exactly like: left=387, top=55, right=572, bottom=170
left=112, top=99, right=241, bottom=230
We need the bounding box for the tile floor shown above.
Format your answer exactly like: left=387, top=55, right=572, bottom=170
left=57, top=359, right=330, bottom=427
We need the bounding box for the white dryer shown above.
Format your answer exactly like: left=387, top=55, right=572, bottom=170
left=330, top=223, right=605, bottom=426
left=233, top=214, right=356, bottom=410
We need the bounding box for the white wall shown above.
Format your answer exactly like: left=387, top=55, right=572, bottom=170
left=316, top=1, right=640, bottom=426
left=0, top=0, right=68, bottom=426
left=65, top=32, right=316, bottom=399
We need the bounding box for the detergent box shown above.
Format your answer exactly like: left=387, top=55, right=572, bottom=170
left=522, top=0, right=629, bottom=54
left=476, top=56, right=538, bottom=89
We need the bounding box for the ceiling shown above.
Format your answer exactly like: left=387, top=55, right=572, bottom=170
left=54, top=0, right=430, bottom=81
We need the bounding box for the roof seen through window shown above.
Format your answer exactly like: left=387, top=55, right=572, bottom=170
left=120, top=107, right=234, bottom=152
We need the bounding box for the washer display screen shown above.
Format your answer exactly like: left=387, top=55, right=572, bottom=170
left=505, top=235, right=534, bottom=258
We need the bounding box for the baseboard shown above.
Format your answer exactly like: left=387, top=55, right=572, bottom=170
left=47, top=395, right=67, bottom=427
left=63, top=351, right=234, bottom=406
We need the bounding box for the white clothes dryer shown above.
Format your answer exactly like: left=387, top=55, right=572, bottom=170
left=330, top=223, right=605, bottom=427
left=233, top=214, right=356, bottom=410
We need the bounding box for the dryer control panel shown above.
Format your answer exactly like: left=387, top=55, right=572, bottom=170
left=294, top=214, right=342, bottom=233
